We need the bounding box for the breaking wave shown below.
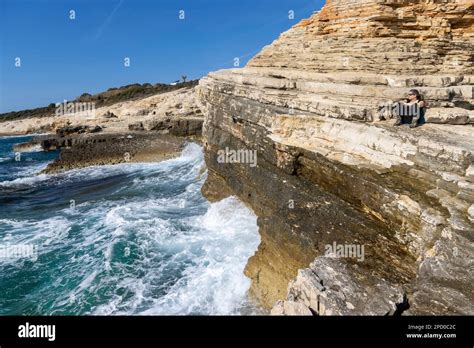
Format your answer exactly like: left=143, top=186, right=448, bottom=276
left=0, top=138, right=262, bottom=315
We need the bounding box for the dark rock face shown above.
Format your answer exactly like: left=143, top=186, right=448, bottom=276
left=90, top=125, right=103, bottom=133
left=197, top=0, right=473, bottom=315
left=142, top=118, right=203, bottom=136
left=56, top=124, right=103, bottom=137
left=199, top=94, right=418, bottom=312
left=128, top=122, right=145, bottom=131
left=42, top=133, right=188, bottom=173
left=102, top=111, right=118, bottom=118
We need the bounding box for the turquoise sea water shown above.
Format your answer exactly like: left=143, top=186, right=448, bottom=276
left=0, top=136, right=261, bottom=315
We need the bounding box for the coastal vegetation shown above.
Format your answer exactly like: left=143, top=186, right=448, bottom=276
left=0, top=80, right=198, bottom=121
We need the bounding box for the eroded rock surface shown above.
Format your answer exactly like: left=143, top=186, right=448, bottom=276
left=197, top=0, right=473, bottom=315
left=41, top=133, right=188, bottom=173
left=0, top=86, right=202, bottom=136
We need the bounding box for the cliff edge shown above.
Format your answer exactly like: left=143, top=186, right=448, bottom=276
left=197, top=0, right=473, bottom=315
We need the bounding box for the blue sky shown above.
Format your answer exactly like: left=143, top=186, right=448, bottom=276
left=0, top=0, right=324, bottom=113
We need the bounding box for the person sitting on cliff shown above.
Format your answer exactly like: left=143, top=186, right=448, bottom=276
left=378, top=89, right=427, bottom=128
left=394, top=89, right=426, bottom=128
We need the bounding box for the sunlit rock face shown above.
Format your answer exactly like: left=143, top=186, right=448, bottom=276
left=197, top=0, right=473, bottom=314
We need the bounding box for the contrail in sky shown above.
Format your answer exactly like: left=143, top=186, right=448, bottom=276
left=94, top=0, right=125, bottom=40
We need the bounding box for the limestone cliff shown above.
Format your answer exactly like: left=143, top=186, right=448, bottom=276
left=197, top=0, right=473, bottom=315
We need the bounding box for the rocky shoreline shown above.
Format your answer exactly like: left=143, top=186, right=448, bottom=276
left=197, top=0, right=473, bottom=315
left=0, top=85, right=202, bottom=137
left=4, top=85, right=204, bottom=173
left=1, top=0, right=472, bottom=316
left=44, top=132, right=196, bottom=173
left=10, top=126, right=203, bottom=174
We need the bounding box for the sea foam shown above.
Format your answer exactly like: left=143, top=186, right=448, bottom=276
left=0, top=142, right=262, bottom=315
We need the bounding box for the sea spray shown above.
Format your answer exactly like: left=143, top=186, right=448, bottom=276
left=0, top=138, right=262, bottom=315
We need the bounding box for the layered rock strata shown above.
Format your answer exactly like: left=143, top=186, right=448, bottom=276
left=7, top=86, right=203, bottom=173
left=0, top=86, right=202, bottom=136
left=197, top=0, right=473, bottom=314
